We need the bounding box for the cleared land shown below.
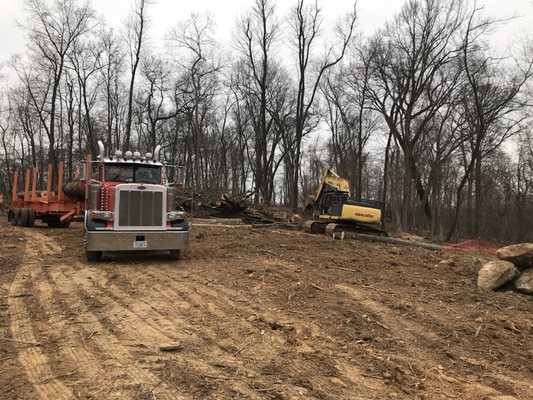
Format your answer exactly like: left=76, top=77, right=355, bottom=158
left=0, top=218, right=531, bottom=399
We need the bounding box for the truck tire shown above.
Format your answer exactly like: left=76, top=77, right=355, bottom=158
left=59, top=221, right=71, bottom=228
left=13, top=209, right=22, bottom=226
left=169, top=250, right=181, bottom=260
left=19, top=209, right=30, bottom=227
left=8, top=210, right=15, bottom=225
left=27, top=209, right=36, bottom=227
left=86, top=251, right=102, bottom=262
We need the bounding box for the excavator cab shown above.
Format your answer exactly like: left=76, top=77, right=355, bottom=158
left=319, top=190, right=347, bottom=217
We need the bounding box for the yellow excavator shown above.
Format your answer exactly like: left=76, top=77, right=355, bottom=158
left=303, top=169, right=387, bottom=236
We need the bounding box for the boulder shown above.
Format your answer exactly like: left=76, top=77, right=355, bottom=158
left=477, top=261, right=519, bottom=291
left=514, top=268, right=533, bottom=295
left=496, top=243, right=533, bottom=269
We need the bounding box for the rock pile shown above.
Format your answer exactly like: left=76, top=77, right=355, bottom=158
left=477, top=243, right=533, bottom=294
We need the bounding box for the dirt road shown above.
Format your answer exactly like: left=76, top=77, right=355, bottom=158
left=0, top=219, right=531, bottom=399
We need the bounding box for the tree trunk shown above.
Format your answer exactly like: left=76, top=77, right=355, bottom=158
left=381, top=130, right=393, bottom=229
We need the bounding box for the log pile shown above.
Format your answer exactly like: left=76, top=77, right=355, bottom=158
left=177, top=191, right=279, bottom=225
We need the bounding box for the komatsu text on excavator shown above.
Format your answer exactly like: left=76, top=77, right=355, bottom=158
left=303, top=169, right=387, bottom=236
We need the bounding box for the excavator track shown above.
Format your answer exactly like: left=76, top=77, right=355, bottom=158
left=303, top=220, right=328, bottom=234
left=324, top=222, right=388, bottom=237
left=304, top=220, right=388, bottom=237
left=325, top=223, right=346, bottom=239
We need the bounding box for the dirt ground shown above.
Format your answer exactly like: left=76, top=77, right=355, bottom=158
left=0, top=217, right=532, bottom=400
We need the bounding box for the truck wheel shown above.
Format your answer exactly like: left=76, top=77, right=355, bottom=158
left=86, top=251, right=102, bottom=262
left=13, top=209, right=22, bottom=226
left=19, top=209, right=30, bottom=227
left=169, top=250, right=181, bottom=260
left=8, top=210, right=15, bottom=225
left=59, top=221, right=71, bottom=228
left=27, top=209, right=36, bottom=227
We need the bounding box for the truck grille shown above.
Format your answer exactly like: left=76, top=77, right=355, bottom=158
left=116, top=187, right=164, bottom=229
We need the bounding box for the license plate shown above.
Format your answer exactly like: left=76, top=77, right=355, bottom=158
left=133, top=240, right=148, bottom=248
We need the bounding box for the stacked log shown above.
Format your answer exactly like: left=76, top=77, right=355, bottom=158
left=63, top=180, right=85, bottom=198
left=177, top=191, right=276, bottom=224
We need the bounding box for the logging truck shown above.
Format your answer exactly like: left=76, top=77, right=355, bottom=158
left=7, top=141, right=189, bottom=262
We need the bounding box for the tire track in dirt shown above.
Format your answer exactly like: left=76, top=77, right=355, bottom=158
left=335, top=282, right=464, bottom=395
left=179, top=259, right=389, bottom=395
left=19, top=226, right=403, bottom=398
left=48, top=268, right=190, bottom=399
left=74, top=263, right=372, bottom=398
left=23, top=228, right=187, bottom=400
left=59, top=263, right=265, bottom=399
left=148, top=265, right=389, bottom=397
left=156, top=264, right=393, bottom=397
left=100, top=265, right=256, bottom=345
left=7, top=234, right=73, bottom=400
left=35, top=270, right=112, bottom=398
left=336, top=283, right=440, bottom=342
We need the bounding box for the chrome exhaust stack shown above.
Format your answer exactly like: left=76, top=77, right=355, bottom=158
left=97, top=140, right=105, bottom=160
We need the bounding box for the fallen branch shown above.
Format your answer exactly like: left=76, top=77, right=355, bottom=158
left=39, top=370, right=77, bottom=384
left=344, top=232, right=443, bottom=251
left=262, top=250, right=281, bottom=257
left=328, top=265, right=361, bottom=273
left=4, top=293, right=33, bottom=298
left=256, top=387, right=278, bottom=392
left=0, top=337, right=41, bottom=346
left=310, top=283, right=325, bottom=292
left=233, top=339, right=252, bottom=356
left=191, top=224, right=242, bottom=229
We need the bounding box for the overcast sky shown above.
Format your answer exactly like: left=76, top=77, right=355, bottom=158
left=1, top=0, right=533, bottom=69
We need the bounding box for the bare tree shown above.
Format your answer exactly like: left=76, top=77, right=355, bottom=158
left=0, top=86, right=14, bottom=195
left=140, top=55, right=176, bottom=151
left=98, top=27, right=125, bottom=151
left=234, top=0, right=282, bottom=204
left=321, top=57, right=380, bottom=199
left=69, top=37, right=104, bottom=156
left=445, top=4, right=533, bottom=240
left=288, top=0, right=357, bottom=211
left=168, top=13, right=222, bottom=189
left=367, top=0, right=465, bottom=231
left=21, top=0, right=95, bottom=181
left=124, top=0, right=150, bottom=149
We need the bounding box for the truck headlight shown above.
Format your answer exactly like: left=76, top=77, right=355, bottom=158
left=91, top=211, right=114, bottom=221
left=167, top=211, right=186, bottom=221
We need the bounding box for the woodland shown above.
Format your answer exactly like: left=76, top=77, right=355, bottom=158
left=1, top=0, right=532, bottom=242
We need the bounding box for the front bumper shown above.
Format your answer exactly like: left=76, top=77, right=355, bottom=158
left=85, top=230, right=189, bottom=252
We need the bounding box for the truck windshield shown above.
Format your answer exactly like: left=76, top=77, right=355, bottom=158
left=105, top=164, right=161, bottom=184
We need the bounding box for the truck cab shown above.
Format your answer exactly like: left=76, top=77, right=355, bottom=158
left=84, top=141, right=189, bottom=261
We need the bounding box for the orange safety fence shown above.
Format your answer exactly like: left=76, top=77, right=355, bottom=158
left=398, top=232, right=502, bottom=254
left=443, top=239, right=502, bottom=254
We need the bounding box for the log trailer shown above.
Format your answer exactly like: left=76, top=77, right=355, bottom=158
left=303, top=169, right=387, bottom=236
left=7, top=141, right=189, bottom=262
